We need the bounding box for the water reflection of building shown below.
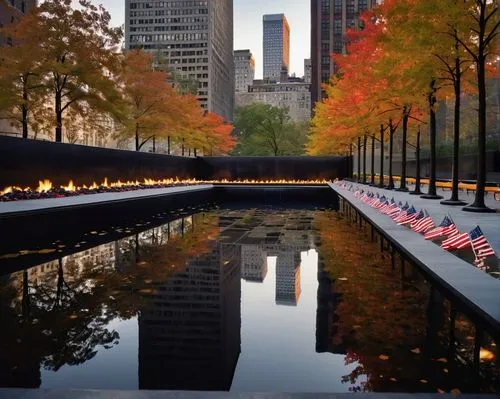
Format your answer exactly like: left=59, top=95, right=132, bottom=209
left=241, top=245, right=268, bottom=282
left=275, top=250, right=301, bottom=306
left=315, top=267, right=344, bottom=355
left=138, top=242, right=241, bottom=391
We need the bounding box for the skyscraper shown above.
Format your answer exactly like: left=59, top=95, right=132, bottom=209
left=234, top=49, right=255, bottom=93
left=125, top=0, right=235, bottom=121
left=310, top=0, right=377, bottom=106
left=263, top=14, right=290, bottom=81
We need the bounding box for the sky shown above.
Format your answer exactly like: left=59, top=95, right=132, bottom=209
left=95, top=0, right=311, bottom=79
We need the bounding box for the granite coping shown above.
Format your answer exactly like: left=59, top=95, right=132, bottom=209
left=0, top=185, right=214, bottom=218
left=0, top=390, right=497, bottom=399
left=329, top=183, right=500, bottom=337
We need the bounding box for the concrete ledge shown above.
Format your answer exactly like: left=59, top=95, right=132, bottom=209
left=0, top=390, right=497, bottom=399
left=0, top=185, right=214, bottom=218
left=329, top=183, right=500, bottom=338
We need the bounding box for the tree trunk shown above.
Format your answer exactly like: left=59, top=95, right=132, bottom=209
left=442, top=46, right=466, bottom=205
left=464, top=5, right=493, bottom=212
left=411, top=126, right=422, bottom=195
left=167, top=136, right=171, bottom=155
left=362, top=134, right=367, bottom=183
left=181, top=138, right=185, bottom=156
left=378, top=124, right=385, bottom=188
left=55, top=90, right=63, bottom=142
left=370, top=134, right=375, bottom=185
left=397, top=106, right=409, bottom=191
left=349, top=143, right=353, bottom=179
left=152, top=135, right=156, bottom=153
left=387, top=120, right=395, bottom=190
left=22, top=78, right=28, bottom=139
left=135, top=122, right=139, bottom=151
left=357, top=136, right=361, bottom=182
left=421, top=79, right=443, bottom=199
left=194, top=148, right=197, bottom=157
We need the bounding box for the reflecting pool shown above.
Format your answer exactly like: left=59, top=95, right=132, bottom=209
left=0, top=207, right=498, bottom=392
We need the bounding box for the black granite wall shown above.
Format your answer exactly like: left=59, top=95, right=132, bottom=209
left=197, top=156, right=349, bottom=180
left=0, top=136, right=197, bottom=187
left=0, top=137, right=350, bottom=187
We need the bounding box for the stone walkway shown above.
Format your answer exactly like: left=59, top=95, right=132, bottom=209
left=344, top=182, right=500, bottom=255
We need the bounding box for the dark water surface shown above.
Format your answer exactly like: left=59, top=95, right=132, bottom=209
left=0, top=207, right=498, bottom=392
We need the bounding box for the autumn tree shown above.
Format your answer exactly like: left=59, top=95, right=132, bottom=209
left=117, top=50, right=180, bottom=151
left=0, top=8, right=47, bottom=139
left=36, top=0, right=123, bottom=143
left=455, top=0, right=499, bottom=212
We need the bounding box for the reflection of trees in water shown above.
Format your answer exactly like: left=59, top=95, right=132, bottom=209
left=314, top=212, right=491, bottom=393
left=0, top=213, right=218, bottom=387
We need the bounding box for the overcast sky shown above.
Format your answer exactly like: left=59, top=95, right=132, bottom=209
left=95, top=0, right=311, bottom=78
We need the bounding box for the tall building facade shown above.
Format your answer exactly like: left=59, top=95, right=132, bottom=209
left=0, top=0, right=36, bottom=26
left=236, top=80, right=311, bottom=122
left=263, top=14, right=290, bottom=81
left=310, top=0, right=377, bottom=106
left=125, top=0, right=235, bottom=121
left=234, top=49, right=255, bottom=93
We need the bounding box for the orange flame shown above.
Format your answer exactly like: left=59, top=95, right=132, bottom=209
left=0, top=177, right=330, bottom=198
left=36, top=179, right=52, bottom=193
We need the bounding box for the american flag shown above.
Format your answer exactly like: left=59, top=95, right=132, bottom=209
left=398, top=206, right=423, bottom=226
left=409, top=210, right=425, bottom=229
left=391, top=202, right=409, bottom=221
left=441, top=232, right=471, bottom=251
left=424, top=216, right=455, bottom=240
left=387, top=202, right=402, bottom=217
left=412, top=211, right=435, bottom=233
left=396, top=206, right=418, bottom=225
left=469, top=226, right=496, bottom=262
left=373, top=196, right=387, bottom=209
left=379, top=198, right=396, bottom=214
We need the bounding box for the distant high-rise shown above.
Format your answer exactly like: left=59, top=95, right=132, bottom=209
left=125, top=0, right=234, bottom=121
left=263, top=14, right=290, bottom=81
left=0, top=0, right=36, bottom=26
left=234, top=50, right=255, bottom=93
left=311, top=0, right=377, bottom=106
left=304, top=59, right=312, bottom=84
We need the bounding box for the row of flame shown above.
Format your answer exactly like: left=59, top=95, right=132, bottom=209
left=0, top=178, right=330, bottom=196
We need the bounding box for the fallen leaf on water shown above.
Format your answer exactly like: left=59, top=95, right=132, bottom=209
left=19, top=250, right=31, bottom=255
left=38, top=249, right=56, bottom=254
left=466, top=336, right=474, bottom=341
left=68, top=314, right=78, bottom=319
left=379, top=355, right=390, bottom=361
left=57, top=244, right=66, bottom=248
left=443, top=368, right=449, bottom=373
left=379, top=375, right=384, bottom=378
left=90, top=231, right=98, bottom=235
left=338, top=277, right=348, bottom=281
left=390, top=377, right=397, bottom=382
left=410, top=348, right=421, bottom=354
left=224, top=260, right=230, bottom=265
left=420, top=379, right=428, bottom=384
left=437, top=389, right=445, bottom=394
left=137, top=261, right=147, bottom=266
left=435, top=357, right=448, bottom=363
left=353, top=325, right=362, bottom=329
left=451, top=388, right=461, bottom=395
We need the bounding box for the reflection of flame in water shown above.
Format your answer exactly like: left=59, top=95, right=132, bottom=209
left=0, top=178, right=329, bottom=197
left=480, top=348, right=495, bottom=361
